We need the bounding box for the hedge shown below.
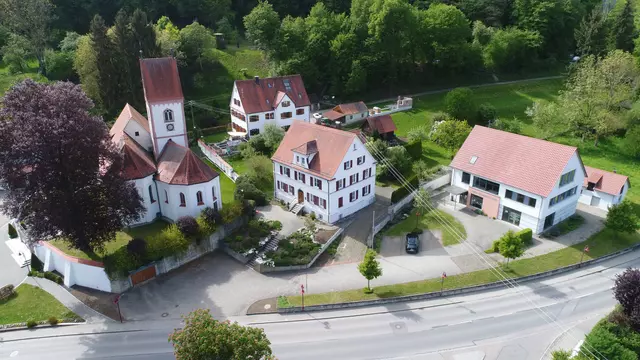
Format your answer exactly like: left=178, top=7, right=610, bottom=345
left=391, top=176, right=420, bottom=203
left=8, top=223, right=18, bottom=239
left=404, top=140, right=422, bottom=160
left=516, top=228, right=533, bottom=245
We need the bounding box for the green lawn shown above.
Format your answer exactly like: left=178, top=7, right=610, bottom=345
left=201, top=132, right=229, bottom=144
left=0, top=60, right=48, bottom=96
left=203, top=158, right=237, bottom=205
left=0, top=284, right=82, bottom=325
left=286, top=228, right=640, bottom=307
left=50, top=220, right=170, bottom=261
left=384, top=208, right=467, bottom=246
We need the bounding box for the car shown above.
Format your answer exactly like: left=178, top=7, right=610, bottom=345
left=405, top=233, right=420, bottom=254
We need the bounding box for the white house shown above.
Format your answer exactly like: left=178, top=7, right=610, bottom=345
left=229, top=75, right=311, bottom=137
left=109, top=57, right=222, bottom=226
left=321, top=101, right=369, bottom=125
left=447, top=126, right=586, bottom=234
left=579, top=166, right=630, bottom=211
left=271, top=121, right=377, bottom=223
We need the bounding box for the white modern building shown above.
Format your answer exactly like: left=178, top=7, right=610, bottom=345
left=447, top=126, right=586, bottom=234
left=229, top=75, right=311, bottom=137
left=271, top=121, right=377, bottom=223
left=109, top=57, right=222, bottom=226
left=579, top=166, right=630, bottom=211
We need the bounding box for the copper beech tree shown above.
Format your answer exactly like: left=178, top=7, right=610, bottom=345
left=0, top=80, right=144, bottom=252
left=169, top=309, right=275, bottom=360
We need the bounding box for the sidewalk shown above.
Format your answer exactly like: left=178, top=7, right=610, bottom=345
left=24, top=277, right=114, bottom=324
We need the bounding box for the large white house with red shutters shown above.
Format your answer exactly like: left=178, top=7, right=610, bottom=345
left=229, top=75, right=311, bottom=137
left=109, top=57, right=222, bottom=225
left=271, top=121, right=377, bottom=223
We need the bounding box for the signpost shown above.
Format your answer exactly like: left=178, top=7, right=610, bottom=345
left=301, top=284, right=305, bottom=311
left=579, top=245, right=590, bottom=268
left=440, top=272, right=447, bottom=293
left=114, top=294, right=123, bottom=323
left=415, top=212, right=421, bottom=230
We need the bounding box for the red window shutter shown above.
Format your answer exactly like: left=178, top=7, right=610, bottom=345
left=277, top=181, right=280, bottom=189
left=318, top=180, right=322, bottom=190
left=336, top=182, right=339, bottom=191
left=294, top=171, right=298, bottom=180
left=322, top=199, right=326, bottom=209
left=280, top=166, right=283, bottom=175
left=339, top=197, right=343, bottom=208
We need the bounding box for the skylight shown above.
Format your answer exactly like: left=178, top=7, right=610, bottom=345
left=283, top=79, right=292, bottom=91
left=470, top=156, right=478, bottom=164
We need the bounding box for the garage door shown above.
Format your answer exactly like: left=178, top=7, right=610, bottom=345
left=591, top=196, right=601, bottom=207
left=130, top=265, right=157, bottom=286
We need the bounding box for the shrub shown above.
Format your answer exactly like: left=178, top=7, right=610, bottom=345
left=103, top=247, right=139, bottom=280
left=477, top=103, right=497, bottom=124
left=309, top=212, right=316, bottom=221
left=201, top=207, right=222, bottom=226
left=44, top=271, right=63, bottom=284
left=444, top=87, right=477, bottom=122
left=26, top=320, right=38, bottom=328
left=220, top=202, right=243, bottom=224
left=28, top=270, right=44, bottom=277
left=234, top=176, right=267, bottom=206
left=515, top=228, right=533, bottom=246
left=176, top=216, right=200, bottom=239
left=269, top=220, right=282, bottom=230
left=391, top=176, right=420, bottom=203
left=48, top=317, right=59, bottom=326
left=8, top=223, right=18, bottom=238
left=242, top=200, right=257, bottom=218
left=266, top=231, right=321, bottom=266
left=487, top=239, right=502, bottom=254
left=0, top=284, right=15, bottom=300
left=126, top=238, right=147, bottom=260
left=404, top=140, right=422, bottom=160
left=197, top=215, right=216, bottom=237
left=606, top=200, right=639, bottom=234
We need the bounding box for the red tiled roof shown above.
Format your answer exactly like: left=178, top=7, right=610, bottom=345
left=110, top=104, right=149, bottom=145
left=292, top=140, right=318, bottom=155
left=364, top=115, right=396, bottom=134
left=322, top=110, right=344, bottom=121
left=156, top=140, right=219, bottom=185
left=235, top=75, right=310, bottom=114
left=140, top=57, right=183, bottom=103
left=272, top=121, right=358, bottom=180
left=334, top=101, right=368, bottom=115
left=120, top=135, right=157, bottom=180
left=349, top=129, right=367, bottom=143
left=450, top=126, right=584, bottom=197
left=583, top=166, right=629, bottom=196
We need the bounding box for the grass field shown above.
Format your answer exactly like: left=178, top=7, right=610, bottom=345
left=286, top=228, right=640, bottom=307
left=0, top=60, right=47, bottom=97
left=202, top=158, right=237, bottom=205
left=384, top=209, right=467, bottom=246
left=50, top=220, right=170, bottom=261
left=0, top=284, right=82, bottom=325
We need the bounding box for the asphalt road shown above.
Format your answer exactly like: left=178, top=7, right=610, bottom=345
left=1, top=248, right=633, bottom=360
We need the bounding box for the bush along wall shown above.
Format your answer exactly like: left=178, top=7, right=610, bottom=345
left=516, top=228, right=533, bottom=246
left=391, top=176, right=420, bottom=203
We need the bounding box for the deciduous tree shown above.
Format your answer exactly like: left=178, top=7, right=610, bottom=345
left=483, top=27, right=541, bottom=73
left=575, top=8, right=607, bottom=57
left=261, top=124, right=285, bottom=154
left=244, top=1, right=281, bottom=52
left=624, top=126, right=640, bottom=159
left=179, top=21, right=216, bottom=70
left=0, top=80, right=144, bottom=252
left=444, top=87, right=477, bottom=122
left=430, top=119, right=472, bottom=154
left=169, top=308, right=274, bottom=360
left=498, top=230, right=524, bottom=266
left=606, top=200, right=639, bottom=234
left=358, top=249, right=382, bottom=291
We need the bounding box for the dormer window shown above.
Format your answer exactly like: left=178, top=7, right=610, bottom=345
left=164, top=109, right=174, bottom=123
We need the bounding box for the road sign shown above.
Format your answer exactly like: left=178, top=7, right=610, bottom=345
left=301, top=284, right=305, bottom=294
left=113, top=294, right=121, bottom=304
left=584, top=245, right=590, bottom=253
left=442, top=272, right=447, bottom=279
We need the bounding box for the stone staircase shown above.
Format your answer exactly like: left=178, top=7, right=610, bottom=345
left=247, top=232, right=280, bottom=268
left=290, top=203, right=304, bottom=215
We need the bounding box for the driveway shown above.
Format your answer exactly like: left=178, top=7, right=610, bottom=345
left=256, top=204, right=305, bottom=237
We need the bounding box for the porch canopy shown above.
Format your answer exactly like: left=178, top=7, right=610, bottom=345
left=444, top=185, right=467, bottom=195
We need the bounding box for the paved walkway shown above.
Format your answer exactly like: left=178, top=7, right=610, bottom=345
left=24, top=277, right=113, bottom=324
left=256, top=204, right=305, bottom=237
left=0, top=215, right=28, bottom=287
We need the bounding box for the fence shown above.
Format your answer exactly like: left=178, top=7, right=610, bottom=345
left=368, top=97, right=413, bottom=118
left=255, top=228, right=344, bottom=273
left=371, top=171, right=452, bottom=241
left=198, top=139, right=239, bottom=182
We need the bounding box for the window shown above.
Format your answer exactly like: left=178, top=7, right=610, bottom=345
left=587, top=182, right=595, bottom=191
left=266, top=112, right=274, bottom=120
left=559, top=170, right=576, bottom=187
left=321, top=198, right=326, bottom=209
left=505, top=189, right=536, bottom=208
left=470, top=194, right=483, bottom=209
left=283, top=79, right=292, bottom=91
left=164, top=109, right=174, bottom=122
left=231, top=109, right=246, bottom=121
left=279, top=166, right=283, bottom=175
left=461, top=172, right=471, bottom=184
left=620, top=185, right=625, bottom=195
left=349, top=190, right=359, bottom=202
left=528, top=198, right=536, bottom=207
left=549, top=186, right=577, bottom=207
left=179, top=192, right=186, bottom=207
left=505, top=190, right=513, bottom=199
left=282, top=101, right=291, bottom=107
left=357, top=156, right=365, bottom=165
left=135, top=131, right=140, bottom=136
left=196, top=191, right=204, bottom=205
left=250, top=129, right=260, bottom=136
left=164, top=190, right=169, bottom=203
left=285, top=168, right=290, bottom=177
left=281, top=112, right=292, bottom=119
left=353, top=144, right=356, bottom=151
left=502, top=207, right=521, bottom=226
left=296, top=108, right=305, bottom=115
left=363, top=168, right=372, bottom=179
left=249, top=115, right=259, bottom=122
left=338, top=197, right=344, bottom=208
left=349, top=115, right=353, bottom=120
left=212, top=187, right=217, bottom=200
left=472, top=176, right=500, bottom=195
left=336, top=178, right=345, bottom=191
left=148, top=185, right=155, bottom=203
left=344, top=160, right=353, bottom=170
left=296, top=156, right=299, bottom=163
left=362, top=185, right=371, bottom=196
left=516, top=193, right=525, bottom=203
left=233, top=98, right=241, bottom=106
left=299, top=173, right=306, bottom=183
left=277, top=180, right=281, bottom=190
left=314, top=178, right=322, bottom=190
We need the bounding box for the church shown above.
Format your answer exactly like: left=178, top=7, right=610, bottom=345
left=110, top=57, right=222, bottom=225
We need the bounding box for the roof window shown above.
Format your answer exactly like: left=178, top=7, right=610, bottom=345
left=284, top=79, right=292, bottom=91
left=470, top=156, right=478, bottom=164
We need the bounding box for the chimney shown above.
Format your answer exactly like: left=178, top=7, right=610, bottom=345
left=254, top=76, right=260, bottom=85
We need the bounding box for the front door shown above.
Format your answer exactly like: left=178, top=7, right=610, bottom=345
left=502, top=206, right=522, bottom=226
left=544, top=213, right=555, bottom=229
left=298, top=189, right=304, bottom=203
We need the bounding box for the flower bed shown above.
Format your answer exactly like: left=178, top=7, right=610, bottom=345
left=265, top=230, right=321, bottom=266
left=223, top=219, right=281, bottom=255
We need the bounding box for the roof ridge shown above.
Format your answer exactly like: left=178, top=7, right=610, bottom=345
left=475, top=125, right=578, bottom=151
left=294, top=121, right=356, bottom=138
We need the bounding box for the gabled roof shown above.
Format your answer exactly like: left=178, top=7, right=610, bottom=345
left=272, top=121, right=358, bottom=180
left=293, top=140, right=318, bottom=155
left=450, top=126, right=584, bottom=197
left=156, top=140, right=219, bottom=185
left=334, top=101, right=368, bottom=115
left=364, top=115, right=396, bottom=134
left=110, top=104, right=150, bottom=146
left=583, top=166, right=630, bottom=196
left=140, top=57, right=183, bottom=103
left=120, top=135, right=157, bottom=180
left=235, top=75, right=310, bottom=114
left=322, top=110, right=344, bottom=121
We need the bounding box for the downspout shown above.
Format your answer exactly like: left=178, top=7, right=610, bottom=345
left=154, top=179, right=163, bottom=220
left=327, top=177, right=332, bottom=223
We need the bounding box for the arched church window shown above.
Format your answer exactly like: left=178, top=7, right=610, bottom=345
left=196, top=191, right=203, bottom=205
left=179, top=192, right=186, bottom=207
left=164, top=109, right=174, bottom=123
left=148, top=185, right=155, bottom=203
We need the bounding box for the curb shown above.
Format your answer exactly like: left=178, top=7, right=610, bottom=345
left=0, top=320, right=85, bottom=333
left=276, top=243, right=640, bottom=314
left=0, top=328, right=146, bottom=342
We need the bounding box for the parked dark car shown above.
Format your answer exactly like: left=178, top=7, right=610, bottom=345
left=405, top=233, right=420, bottom=254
